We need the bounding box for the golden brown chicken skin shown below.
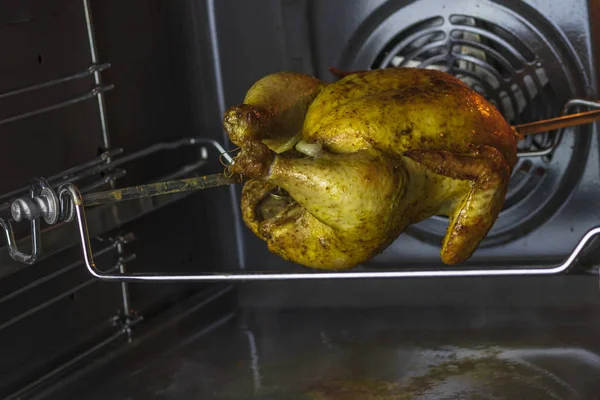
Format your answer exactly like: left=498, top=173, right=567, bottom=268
left=223, top=68, right=518, bottom=269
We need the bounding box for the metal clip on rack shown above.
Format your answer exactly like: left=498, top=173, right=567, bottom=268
left=2, top=100, right=600, bottom=282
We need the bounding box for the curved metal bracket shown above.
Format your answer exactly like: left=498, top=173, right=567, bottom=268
left=0, top=181, right=45, bottom=265
left=0, top=218, right=39, bottom=265
left=60, top=179, right=600, bottom=282
left=0, top=138, right=226, bottom=268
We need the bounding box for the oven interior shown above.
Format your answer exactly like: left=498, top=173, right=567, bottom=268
left=1, top=0, right=600, bottom=398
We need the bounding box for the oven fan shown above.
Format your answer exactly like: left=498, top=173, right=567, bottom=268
left=365, top=11, right=585, bottom=246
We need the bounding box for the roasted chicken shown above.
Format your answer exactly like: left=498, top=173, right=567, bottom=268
left=223, top=68, right=518, bottom=269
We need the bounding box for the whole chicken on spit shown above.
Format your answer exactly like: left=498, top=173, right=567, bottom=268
left=223, top=67, right=519, bottom=270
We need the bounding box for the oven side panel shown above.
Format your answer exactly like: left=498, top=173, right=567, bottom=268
left=0, top=0, right=239, bottom=397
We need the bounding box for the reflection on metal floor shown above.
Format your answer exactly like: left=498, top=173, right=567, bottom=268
left=56, top=308, right=600, bottom=400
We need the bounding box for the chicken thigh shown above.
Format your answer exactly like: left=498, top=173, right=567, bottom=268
left=223, top=68, right=518, bottom=269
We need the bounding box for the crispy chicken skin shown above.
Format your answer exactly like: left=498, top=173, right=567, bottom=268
left=223, top=68, right=518, bottom=269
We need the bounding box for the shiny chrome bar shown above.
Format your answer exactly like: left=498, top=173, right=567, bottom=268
left=0, top=63, right=110, bottom=100
left=62, top=177, right=599, bottom=281
left=83, top=0, right=111, bottom=150
left=0, top=85, right=114, bottom=126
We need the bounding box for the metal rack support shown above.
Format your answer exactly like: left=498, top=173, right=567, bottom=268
left=63, top=180, right=600, bottom=280
left=83, top=0, right=111, bottom=150
left=0, top=138, right=226, bottom=269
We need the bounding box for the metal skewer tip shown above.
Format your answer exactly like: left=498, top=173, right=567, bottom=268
left=514, top=107, right=600, bottom=137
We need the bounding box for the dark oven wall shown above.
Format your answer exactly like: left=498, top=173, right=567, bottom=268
left=0, top=0, right=239, bottom=398
left=88, top=0, right=240, bottom=307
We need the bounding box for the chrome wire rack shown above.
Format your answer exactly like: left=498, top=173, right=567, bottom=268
left=1, top=98, right=599, bottom=282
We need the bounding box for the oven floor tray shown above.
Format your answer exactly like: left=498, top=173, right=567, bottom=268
left=52, top=307, right=600, bottom=400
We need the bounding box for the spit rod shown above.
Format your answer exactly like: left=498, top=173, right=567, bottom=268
left=514, top=107, right=600, bottom=136
left=55, top=108, right=600, bottom=207
left=82, top=173, right=243, bottom=206
left=83, top=108, right=600, bottom=207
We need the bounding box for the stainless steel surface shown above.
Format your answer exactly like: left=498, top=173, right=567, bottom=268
left=2, top=189, right=162, bottom=277
left=0, top=178, right=196, bottom=278
left=45, top=307, right=600, bottom=400
left=22, top=285, right=236, bottom=400
left=100, top=137, right=231, bottom=167
left=12, top=195, right=46, bottom=223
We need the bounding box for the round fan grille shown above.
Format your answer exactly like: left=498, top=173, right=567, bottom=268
left=344, top=2, right=588, bottom=246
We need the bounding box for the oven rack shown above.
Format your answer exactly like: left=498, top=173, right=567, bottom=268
left=0, top=137, right=228, bottom=279
left=4, top=179, right=598, bottom=282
